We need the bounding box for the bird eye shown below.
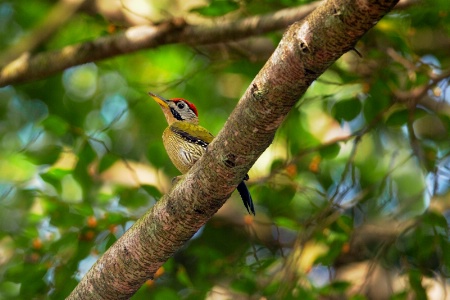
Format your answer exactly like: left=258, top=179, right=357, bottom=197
left=177, top=102, right=185, bottom=109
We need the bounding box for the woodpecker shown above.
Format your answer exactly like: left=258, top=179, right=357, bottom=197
left=149, top=92, right=255, bottom=215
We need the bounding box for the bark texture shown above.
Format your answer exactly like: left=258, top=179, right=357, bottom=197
left=68, top=0, right=399, bottom=298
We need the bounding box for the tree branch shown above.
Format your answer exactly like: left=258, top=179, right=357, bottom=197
left=0, top=0, right=415, bottom=87
left=0, top=0, right=88, bottom=67
left=67, top=0, right=399, bottom=298
left=0, top=3, right=319, bottom=87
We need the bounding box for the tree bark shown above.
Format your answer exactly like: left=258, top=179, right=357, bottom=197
left=67, top=0, right=399, bottom=298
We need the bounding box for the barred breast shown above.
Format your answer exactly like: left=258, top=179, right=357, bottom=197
left=162, top=126, right=209, bottom=174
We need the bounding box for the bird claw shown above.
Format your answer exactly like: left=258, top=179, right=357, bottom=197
left=171, top=175, right=184, bottom=185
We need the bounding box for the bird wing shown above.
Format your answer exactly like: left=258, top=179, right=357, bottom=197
left=169, top=122, right=215, bottom=148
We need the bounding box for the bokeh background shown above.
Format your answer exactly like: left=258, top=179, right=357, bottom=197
left=0, top=0, right=449, bottom=299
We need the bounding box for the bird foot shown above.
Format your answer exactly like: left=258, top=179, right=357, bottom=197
left=171, top=175, right=184, bottom=185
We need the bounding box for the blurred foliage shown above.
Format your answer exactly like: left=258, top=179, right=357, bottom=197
left=1, top=0, right=450, bottom=299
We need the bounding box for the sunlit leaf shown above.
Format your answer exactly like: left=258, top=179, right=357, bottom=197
left=41, top=115, right=69, bottom=136
left=0, top=154, right=36, bottom=182
left=40, top=168, right=73, bottom=195
left=274, top=217, right=299, bottom=230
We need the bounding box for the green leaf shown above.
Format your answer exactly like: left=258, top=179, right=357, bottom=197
left=335, top=215, right=353, bottom=232
left=42, top=168, right=72, bottom=180
left=49, top=204, right=84, bottom=228
left=230, top=276, right=257, bottom=294
left=105, top=212, right=128, bottom=225
left=319, top=143, right=341, bottom=159
left=152, top=287, right=180, bottom=300
left=98, top=153, right=118, bottom=173
left=270, top=159, right=285, bottom=172
left=40, top=172, right=63, bottom=193
left=386, top=108, right=427, bottom=127
left=422, top=145, right=437, bottom=172
left=320, top=281, right=350, bottom=295
left=274, top=217, right=299, bottom=231
left=0, top=153, right=36, bottom=182
left=71, top=203, right=95, bottom=217
left=176, top=266, right=194, bottom=288
left=118, top=188, right=152, bottom=208
left=315, top=242, right=342, bottom=266
left=191, top=0, right=239, bottom=17
left=441, top=236, right=450, bottom=271
left=7, top=265, right=47, bottom=298
left=408, top=269, right=427, bottom=299
left=26, top=145, right=62, bottom=165
left=73, top=142, right=97, bottom=191
left=257, top=185, right=296, bottom=215
left=41, top=115, right=69, bottom=136
left=262, top=281, right=280, bottom=296
left=0, top=281, right=20, bottom=298
left=40, top=168, right=76, bottom=195
left=331, top=98, right=362, bottom=122
left=413, top=114, right=448, bottom=141
left=422, top=211, right=448, bottom=230
left=363, top=81, right=391, bottom=122
left=141, top=184, right=162, bottom=198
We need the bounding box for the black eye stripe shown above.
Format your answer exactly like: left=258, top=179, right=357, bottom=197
left=170, top=107, right=183, bottom=120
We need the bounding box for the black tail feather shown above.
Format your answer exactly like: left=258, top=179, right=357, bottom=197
left=237, top=181, right=255, bottom=215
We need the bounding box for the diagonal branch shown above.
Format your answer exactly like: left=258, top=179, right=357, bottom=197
left=67, top=0, right=399, bottom=298
left=0, top=0, right=415, bottom=87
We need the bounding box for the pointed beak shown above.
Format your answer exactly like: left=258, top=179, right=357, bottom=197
left=149, top=92, right=169, bottom=108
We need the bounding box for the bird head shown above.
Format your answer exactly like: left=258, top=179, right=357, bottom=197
left=149, top=92, right=199, bottom=125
